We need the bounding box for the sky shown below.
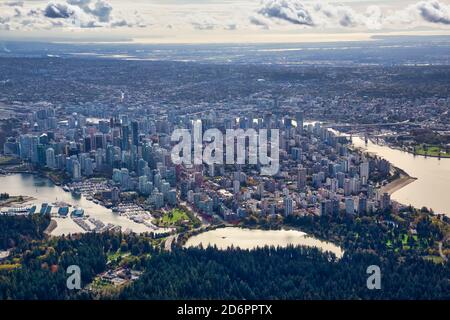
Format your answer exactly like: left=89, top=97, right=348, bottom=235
left=0, top=0, right=450, bottom=43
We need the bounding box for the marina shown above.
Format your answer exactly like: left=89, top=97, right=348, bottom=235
left=0, top=173, right=169, bottom=236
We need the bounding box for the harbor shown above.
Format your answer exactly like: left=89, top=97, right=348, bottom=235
left=0, top=173, right=170, bottom=236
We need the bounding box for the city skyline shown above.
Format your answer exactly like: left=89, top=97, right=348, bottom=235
left=0, top=1, right=449, bottom=304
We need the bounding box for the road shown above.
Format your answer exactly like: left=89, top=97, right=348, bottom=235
left=164, top=234, right=178, bottom=252
left=438, top=236, right=449, bottom=262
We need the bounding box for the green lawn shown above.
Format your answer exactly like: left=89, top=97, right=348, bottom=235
left=161, top=208, right=189, bottom=224
left=414, top=144, right=450, bottom=158
left=107, top=250, right=130, bottom=264
left=154, top=208, right=201, bottom=230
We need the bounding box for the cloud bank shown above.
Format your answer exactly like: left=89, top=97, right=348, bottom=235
left=1, top=0, right=450, bottom=33
left=0, top=0, right=143, bottom=30
left=252, top=0, right=450, bottom=30
left=415, top=0, right=450, bottom=24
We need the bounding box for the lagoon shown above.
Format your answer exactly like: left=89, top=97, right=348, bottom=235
left=184, top=227, right=343, bottom=258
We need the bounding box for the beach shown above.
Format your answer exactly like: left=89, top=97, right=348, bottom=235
left=380, top=168, right=417, bottom=196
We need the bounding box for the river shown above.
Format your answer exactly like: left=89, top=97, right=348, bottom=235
left=184, top=227, right=344, bottom=258
left=0, top=173, right=152, bottom=235
left=351, top=137, right=450, bottom=216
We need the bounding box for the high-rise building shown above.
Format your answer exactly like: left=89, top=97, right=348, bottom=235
left=3, top=137, right=19, bottom=156
left=295, top=111, right=304, bottom=133
left=320, top=199, right=333, bottom=216
left=37, top=144, right=46, bottom=167
left=137, top=158, right=148, bottom=177
left=131, top=120, right=139, bottom=147
left=121, top=124, right=130, bottom=151
left=84, top=136, right=92, bottom=152
left=345, top=197, right=355, bottom=215
left=360, top=162, right=370, bottom=184
left=358, top=195, right=367, bottom=214
left=94, top=133, right=105, bottom=150
left=233, top=180, right=240, bottom=195
left=30, top=136, right=39, bottom=164
left=167, top=189, right=177, bottom=206
left=83, top=158, right=94, bottom=176
left=344, top=178, right=351, bottom=196
left=284, top=196, right=294, bottom=216
left=72, top=160, right=81, bottom=181
left=111, top=187, right=120, bottom=203
left=151, top=192, right=164, bottom=209
left=380, top=192, right=391, bottom=210
left=45, top=148, right=56, bottom=169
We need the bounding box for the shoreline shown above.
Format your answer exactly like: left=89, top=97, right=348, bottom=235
left=393, top=145, right=450, bottom=159
left=362, top=137, right=449, bottom=215
left=44, top=219, right=58, bottom=236
left=0, top=195, right=36, bottom=209
left=353, top=138, right=418, bottom=196
left=380, top=170, right=417, bottom=196
left=0, top=169, right=65, bottom=186
left=351, top=137, right=420, bottom=204
left=377, top=141, right=450, bottom=160
left=184, top=227, right=344, bottom=259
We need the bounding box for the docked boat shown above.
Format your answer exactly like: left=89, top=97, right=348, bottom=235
left=71, top=207, right=85, bottom=217
left=71, top=189, right=82, bottom=198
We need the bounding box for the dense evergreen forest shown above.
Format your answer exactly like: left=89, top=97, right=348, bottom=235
left=0, top=231, right=155, bottom=299
left=0, top=212, right=449, bottom=300
left=0, top=213, right=50, bottom=250
left=121, top=247, right=449, bottom=300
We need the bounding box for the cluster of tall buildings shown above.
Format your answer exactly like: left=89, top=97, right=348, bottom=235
left=3, top=104, right=392, bottom=220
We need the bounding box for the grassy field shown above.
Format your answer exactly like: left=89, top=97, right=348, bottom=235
left=161, top=208, right=190, bottom=225
left=414, top=144, right=450, bottom=158
left=107, top=251, right=130, bottom=264
left=154, top=208, right=201, bottom=230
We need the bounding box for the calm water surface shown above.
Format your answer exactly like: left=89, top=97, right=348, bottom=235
left=0, top=173, right=151, bottom=235
left=352, top=137, right=450, bottom=216
left=185, top=227, right=343, bottom=258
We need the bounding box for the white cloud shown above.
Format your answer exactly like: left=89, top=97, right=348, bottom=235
left=258, top=0, right=314, bottom=26
left=4, top=1, right=23, bottom=7
left=253, top=0, right=379, bottom=29
left=415, top=0, right=450, bottom=24
left=1, top=0, right=450, bottom=35
left=0, top=0, right=141, bottom=30
left=253, top=0, right=450, bottom=30
left=44, top=3, right=74, bottom=19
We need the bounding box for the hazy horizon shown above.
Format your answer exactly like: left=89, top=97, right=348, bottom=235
left=1, top=0, right=450, bottom=43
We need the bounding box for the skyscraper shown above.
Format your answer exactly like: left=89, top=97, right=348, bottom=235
left=121, top=124, right=130, bottom=151
left=345, top=197, right=355, bottom=215
left=380, top=192, right=391, bottom=210
left=360, top=162, right=370, bottom=184
left=131, top=120, right=139, bottom=147
left=72, top=160, right=81, bottom=181
left=296, top=111, right=304, bottom=133
left=284, top=196, right=294, bottom=216
left=358, top=196, right=367, bottom=214
left=320, top=199, right=333, bottom=216
left=45, top=147, right=56, bottom=169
